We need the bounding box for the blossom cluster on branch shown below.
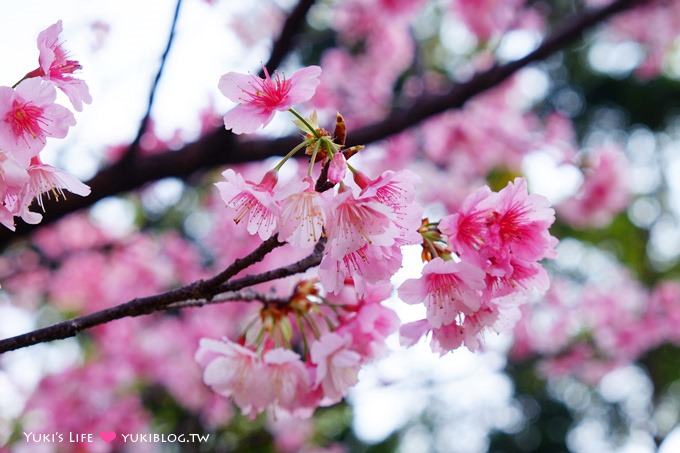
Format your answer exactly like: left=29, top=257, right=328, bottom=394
left=0, top=21, right=91, bottom=231
left=185, top=63, right=559, bottom=417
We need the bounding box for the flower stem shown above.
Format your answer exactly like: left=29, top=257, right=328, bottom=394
left=321, top=138, right=335, bottom=158
left=289, top=108, right=319, bottom=137
left=308, top=140, right=321, bottom=176
left=274, top=139, right=310, bottom=171
left=302, top=313, right=322, bottom=339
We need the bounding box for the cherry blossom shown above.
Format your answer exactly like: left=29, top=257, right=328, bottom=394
left=327, top=152, right=347, bottom=184
left=310, top=333, right=361, bottom=403
left=219, top=66, right=321, bottom=134
left=215, top=169, right=280, bottom=240
left=399, top=178, right=557, bottom=353
left=23, top=158, right=91, bottom=210
left=196, top=338, right=270, bottom=418
left=399, top=258, right=486, bottom=328
left=322, top=187, right=398, bottom=259
left=262, top=348, right=314, bottom=416
left=0, top=78, right=74, bottom=161
left=36, top=20, right=92, bottom=111
left=16, top=2, right=680, bottom=438
left=277, top=177, right=325, bottom=248
left=451, top=0, right=530, bottom=41
left=559, top=145, right=630, bottom=228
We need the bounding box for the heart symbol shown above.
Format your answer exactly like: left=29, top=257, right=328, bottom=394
left=99, top=431, right=117, bottom=443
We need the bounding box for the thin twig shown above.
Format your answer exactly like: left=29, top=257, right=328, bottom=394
left=167, top=289, right=290, bottom=310
left=217, top=236, right=326, bottom=293
left=260, top=0, right=316, bottom=76
left=121, top=0, right=183, bottom=164
left=200, top=235, right=283, bottom=294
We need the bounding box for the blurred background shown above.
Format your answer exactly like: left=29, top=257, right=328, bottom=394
left=1, top=0, right=680, bottom=451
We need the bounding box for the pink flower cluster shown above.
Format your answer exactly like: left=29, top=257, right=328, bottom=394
left=196, top=282, right=398, bottom=417
left=422, top=86, right=535, bottom=178
left=586, top=0, right=680, bottom=78
left=312, top=0, right=423, bottom=125
left=215, top=67, right=422, bottom=295
left=22, top=361, right=150, bottom=451
left=451, top=0, right=542, bottom=42
left=194, top=64, right=424, bottom=416
left=0, top=21, right=91, bottom=231
left=216, top=165, right=422, bottom=297
left=192, top=62, right=564, bottom=415
left=399, top=178, right=558, bottom=352
left=558, top=145, right=630, bottom=229
left=513, top=273, right=680, bottom=384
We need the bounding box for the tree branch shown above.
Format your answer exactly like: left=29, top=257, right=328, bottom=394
left=121, top=0, right=183, bottom=164
left=167, top=289, right=290, bottom=310
left=0, top=0, right=648, bottom=249
left=201, top=234, right=283, bottom=293
left=0, top=237, right=325, bottom=354
left=217, top=236, right=325, bottom=293
left=261, top=0, right=316, bottom=75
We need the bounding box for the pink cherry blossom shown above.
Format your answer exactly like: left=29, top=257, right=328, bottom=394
left=278, top=177, right=325, bottom=248
left=485, top=256, right=550, bottom=298
left=322, top=187, right=398, bottom=259
left=558, top=145, right=630, bottom=229
left=441, top=178, right=556, bottom=287
left=480, top=177, right=557, bottom=264
left=439, top=185, right=493, bottom=256
left=401, top=301, right=517, bottom=354
left=586, top=0, right=680, bottom=78
left=400, top=178, right=557, bottom=353
left=399, top=319, right=431, bottom=347
left=263, top=348, right=314, bottom=416
left=398, top=257, right=486, bottom=328
left=196, top=338, right=270, bottom=418
left=219, top=66, right=321, bottom=134
left=310, top=333, right=361, bottom=403
left=452, top=0, right=526, bottom=41
left=23, top=361, right=150, bottom=450
left=0, top=79, right=75, bottom=162
left=317, top=169, right=423, bottom=294
left=23, top=158, right=91, bottom=212
left=36, top=20, right=92, bottom=111
left=215, top=169, right=280, bottom=240
left=319, top=243, right=402, bottom=296
left=340, top=302, right=399, bottom=358
left=356, top=169, right=423, bottom=245
left=0, top=152, right=28, bottom=230
left=0, top=152, right=28, bottom=187
left=328, top=152, right=347, bottom=184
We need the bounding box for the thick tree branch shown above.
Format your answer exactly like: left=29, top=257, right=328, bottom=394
left=0, top=237, right=325, bottom=354
left=0, top=0, right=648, bottom=249
left=122, top=0, right=183, bottom=164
